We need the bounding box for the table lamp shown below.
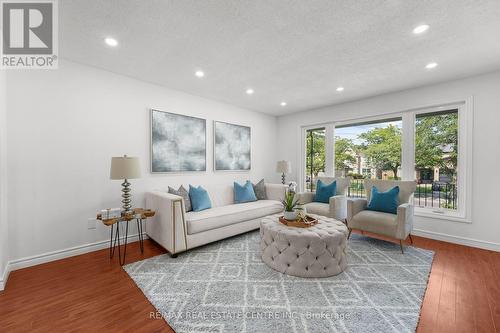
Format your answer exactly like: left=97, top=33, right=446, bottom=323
left=276, top=160, right=291, bottom=185
left=110, top=155, right=141, bottom=214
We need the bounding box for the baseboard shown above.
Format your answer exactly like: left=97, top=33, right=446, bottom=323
left=0, top=233, right=148, bottom=291
left=412, top=228, right=500, bottom=252
left=0, top=262, right=10, bottom=291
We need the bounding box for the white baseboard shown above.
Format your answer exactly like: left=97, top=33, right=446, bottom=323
left=412, top=228, right=500, bottom=252
left=0, top=262, right=10, bottom=291
left=0, top=233, right=148, bottom=291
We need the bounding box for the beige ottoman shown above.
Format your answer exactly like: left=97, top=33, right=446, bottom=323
left=260, top=214, right=348, bottom=278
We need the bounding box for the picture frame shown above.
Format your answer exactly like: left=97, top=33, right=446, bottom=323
left=150, top=109, right=207, bottom=173
left=213, top=120, right=251, bottom=171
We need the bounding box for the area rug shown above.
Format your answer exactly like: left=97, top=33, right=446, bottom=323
left=124, top=231, right=434, bottom=333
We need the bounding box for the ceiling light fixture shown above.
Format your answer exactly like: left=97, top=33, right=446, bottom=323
left=336, top=86, right=344, bottom=92
left=425, top=62, right=438, bottom=69
left=195, top=70, right=205, bottom=78
left=280, top=102, right=287, bottom=106
left=104, top=37, right=118, bottom=47
left=246, top=88, right=254, bottom=95
left=413, top=24, right=430, bottom=34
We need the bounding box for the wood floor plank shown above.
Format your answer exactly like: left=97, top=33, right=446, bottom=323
left=0, top=235, right=498, bottom=332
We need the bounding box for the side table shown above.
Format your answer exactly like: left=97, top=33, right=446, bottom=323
left=97, top=208, right=155, bottom=265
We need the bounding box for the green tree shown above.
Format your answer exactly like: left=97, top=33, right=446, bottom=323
left=359, top=125, right=402, bottom=178
left=306, top=130, right=325, bottom=177
left=415, top=112, right=458, bottom=179
left=334, top=137, right=356, bottom=173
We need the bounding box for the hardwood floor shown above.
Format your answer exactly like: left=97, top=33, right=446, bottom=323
left=0, top=235, right=499, bottom=332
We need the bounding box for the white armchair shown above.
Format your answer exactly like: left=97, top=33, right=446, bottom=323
left=347, top=179, right=417, bottom=253
left=296, top=177, right=351, bottom=221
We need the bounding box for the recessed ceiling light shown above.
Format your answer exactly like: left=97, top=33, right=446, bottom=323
left=195, top=70, right=205, bottom=78
left=280, top=102, right=287, bottom=106
left=104, top=37, right=118, bottom=47
left=425, top=62, right=438, bottom=69
left=246, top=88, right=254, bottom=95
left=336, top=86, right=344, bottom=92
left=413, top=24, right=430, bottom=34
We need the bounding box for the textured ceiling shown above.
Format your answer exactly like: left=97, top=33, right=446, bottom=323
left=60, top=0, right=500, bottom=115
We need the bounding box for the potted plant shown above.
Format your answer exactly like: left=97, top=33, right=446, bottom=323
left=281, top=191, right=300, bottom=220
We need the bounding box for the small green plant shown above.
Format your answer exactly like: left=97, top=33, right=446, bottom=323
left=281, top=191, right=300, bottom=212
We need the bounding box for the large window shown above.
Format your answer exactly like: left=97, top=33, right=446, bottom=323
left=334, top=118, right=402, bottom=197
left=300, top=100, right=471, bottom=222
left=414, top=110, right=458, bottom=211
left=305, top=128, right=325, bottom=191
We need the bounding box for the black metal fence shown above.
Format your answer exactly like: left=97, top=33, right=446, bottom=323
left=347, top=179, right=458, bottom=210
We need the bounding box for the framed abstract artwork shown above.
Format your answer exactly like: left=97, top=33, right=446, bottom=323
left=214, top=121, right=251, bottom=171
left=151, top=109, right=206, bottom=172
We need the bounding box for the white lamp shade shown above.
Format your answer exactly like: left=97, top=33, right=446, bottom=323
left=110, top=156, right=141, bottom=180
left=276, top=160, right=291, bottom=174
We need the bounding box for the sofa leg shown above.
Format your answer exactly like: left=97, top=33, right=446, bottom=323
left=347, top=228, right=352, bottom=239
left=399, top=240, right=404, bottom=254
left=169, top=253, right=178, bottom=258
left=408, top=234, right=413, bottom=245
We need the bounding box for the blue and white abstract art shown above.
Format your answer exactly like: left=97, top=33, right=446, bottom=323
left=151, top=109, right=206, bottom=172
left=214, top=121, right=251, bottom=171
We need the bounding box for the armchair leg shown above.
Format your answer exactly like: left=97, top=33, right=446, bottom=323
left=399, top=240, right=404, bottom=254
left=408, top=234, right=414, bottom=245
left=347, top=228, right=352, bottom=239
left=169, top=252, right=178, bottom=258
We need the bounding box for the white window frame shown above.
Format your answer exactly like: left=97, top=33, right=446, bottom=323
left=408, top=99, right=473, bottom=223
left=299, top=97, right=473, bottom=223
left=299, top=124, right=333, bottom=192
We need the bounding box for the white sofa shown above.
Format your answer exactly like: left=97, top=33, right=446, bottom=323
left=146, top=183, right=287, bottom=256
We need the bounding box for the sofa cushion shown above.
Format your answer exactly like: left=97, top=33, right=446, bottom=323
left=252, top=179, right=267, bottom=200
left=350, top=210, right=397, bottom=236
left=234, top=180, right=257, bottom=203
left=189, top=185, right=212, bottom=212
left=168, top=185, right=192, bottom=212
left=186, top=200, right=282, bottom=234
left=304, top=202, right=330, bottom=217
left=314, top=179, right=337, bottom=203
left=367, top=186, right=399, bottom=214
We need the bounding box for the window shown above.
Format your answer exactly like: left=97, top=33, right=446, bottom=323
left=300, top=98, right=472, bottom=222
left=414, top=109, right=459, bottom=211
left=305, top=128, right=325, bottom=191
left=334, top=118, right=402, bottom=197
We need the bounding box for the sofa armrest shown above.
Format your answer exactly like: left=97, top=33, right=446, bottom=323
left=396, top=203, right=414, bottom=240
left=329, top=195, right=347, bottom=221
left=296, top=191, right=314, bottom=204
left=265, top=183, right=288, bottom=201
left=347, top=198, right=367, bottom=223
left=145, top=190, right=188, bottom=254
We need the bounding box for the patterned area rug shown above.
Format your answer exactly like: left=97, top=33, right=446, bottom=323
left=124, top=230, right=434, bottom=333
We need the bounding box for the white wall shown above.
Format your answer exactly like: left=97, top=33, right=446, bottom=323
left=277, top=70, right=500, bottom=251
left=0, top=69, right=8, bottom=289
left=5, top=60, right=279, bottom=269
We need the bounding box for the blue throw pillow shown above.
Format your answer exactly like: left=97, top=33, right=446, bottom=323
left=313, top=179, right=337, bottom=203
left=367, top=186, right=400, bottom=214
left=234, top=180, right=257, bottom=203
left=189, top=185, right=212, bottom=212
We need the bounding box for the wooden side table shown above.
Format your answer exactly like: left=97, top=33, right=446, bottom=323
left=97, top=208, right=155, bottom=265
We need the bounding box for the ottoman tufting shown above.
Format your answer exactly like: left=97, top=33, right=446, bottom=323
left=260, top=214, right=348, bottom=278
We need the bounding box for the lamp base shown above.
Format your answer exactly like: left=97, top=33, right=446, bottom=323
left=281, top=173, right=286, bottom=185
left=121, top=179, right=132, bottom=214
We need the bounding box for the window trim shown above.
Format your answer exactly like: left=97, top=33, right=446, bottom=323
left=409, top=99, right=473, bottom=223
left=299, top=97, right=473, bottom=223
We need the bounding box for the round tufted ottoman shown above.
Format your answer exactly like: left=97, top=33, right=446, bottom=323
left=260, top=214, right=348, bottom=278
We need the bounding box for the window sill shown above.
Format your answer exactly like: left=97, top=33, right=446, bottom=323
left=415, top=209, right=471, bottom=223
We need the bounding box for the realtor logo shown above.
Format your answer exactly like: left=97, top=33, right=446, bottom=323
left=1, top=0, right=58, bottom=69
